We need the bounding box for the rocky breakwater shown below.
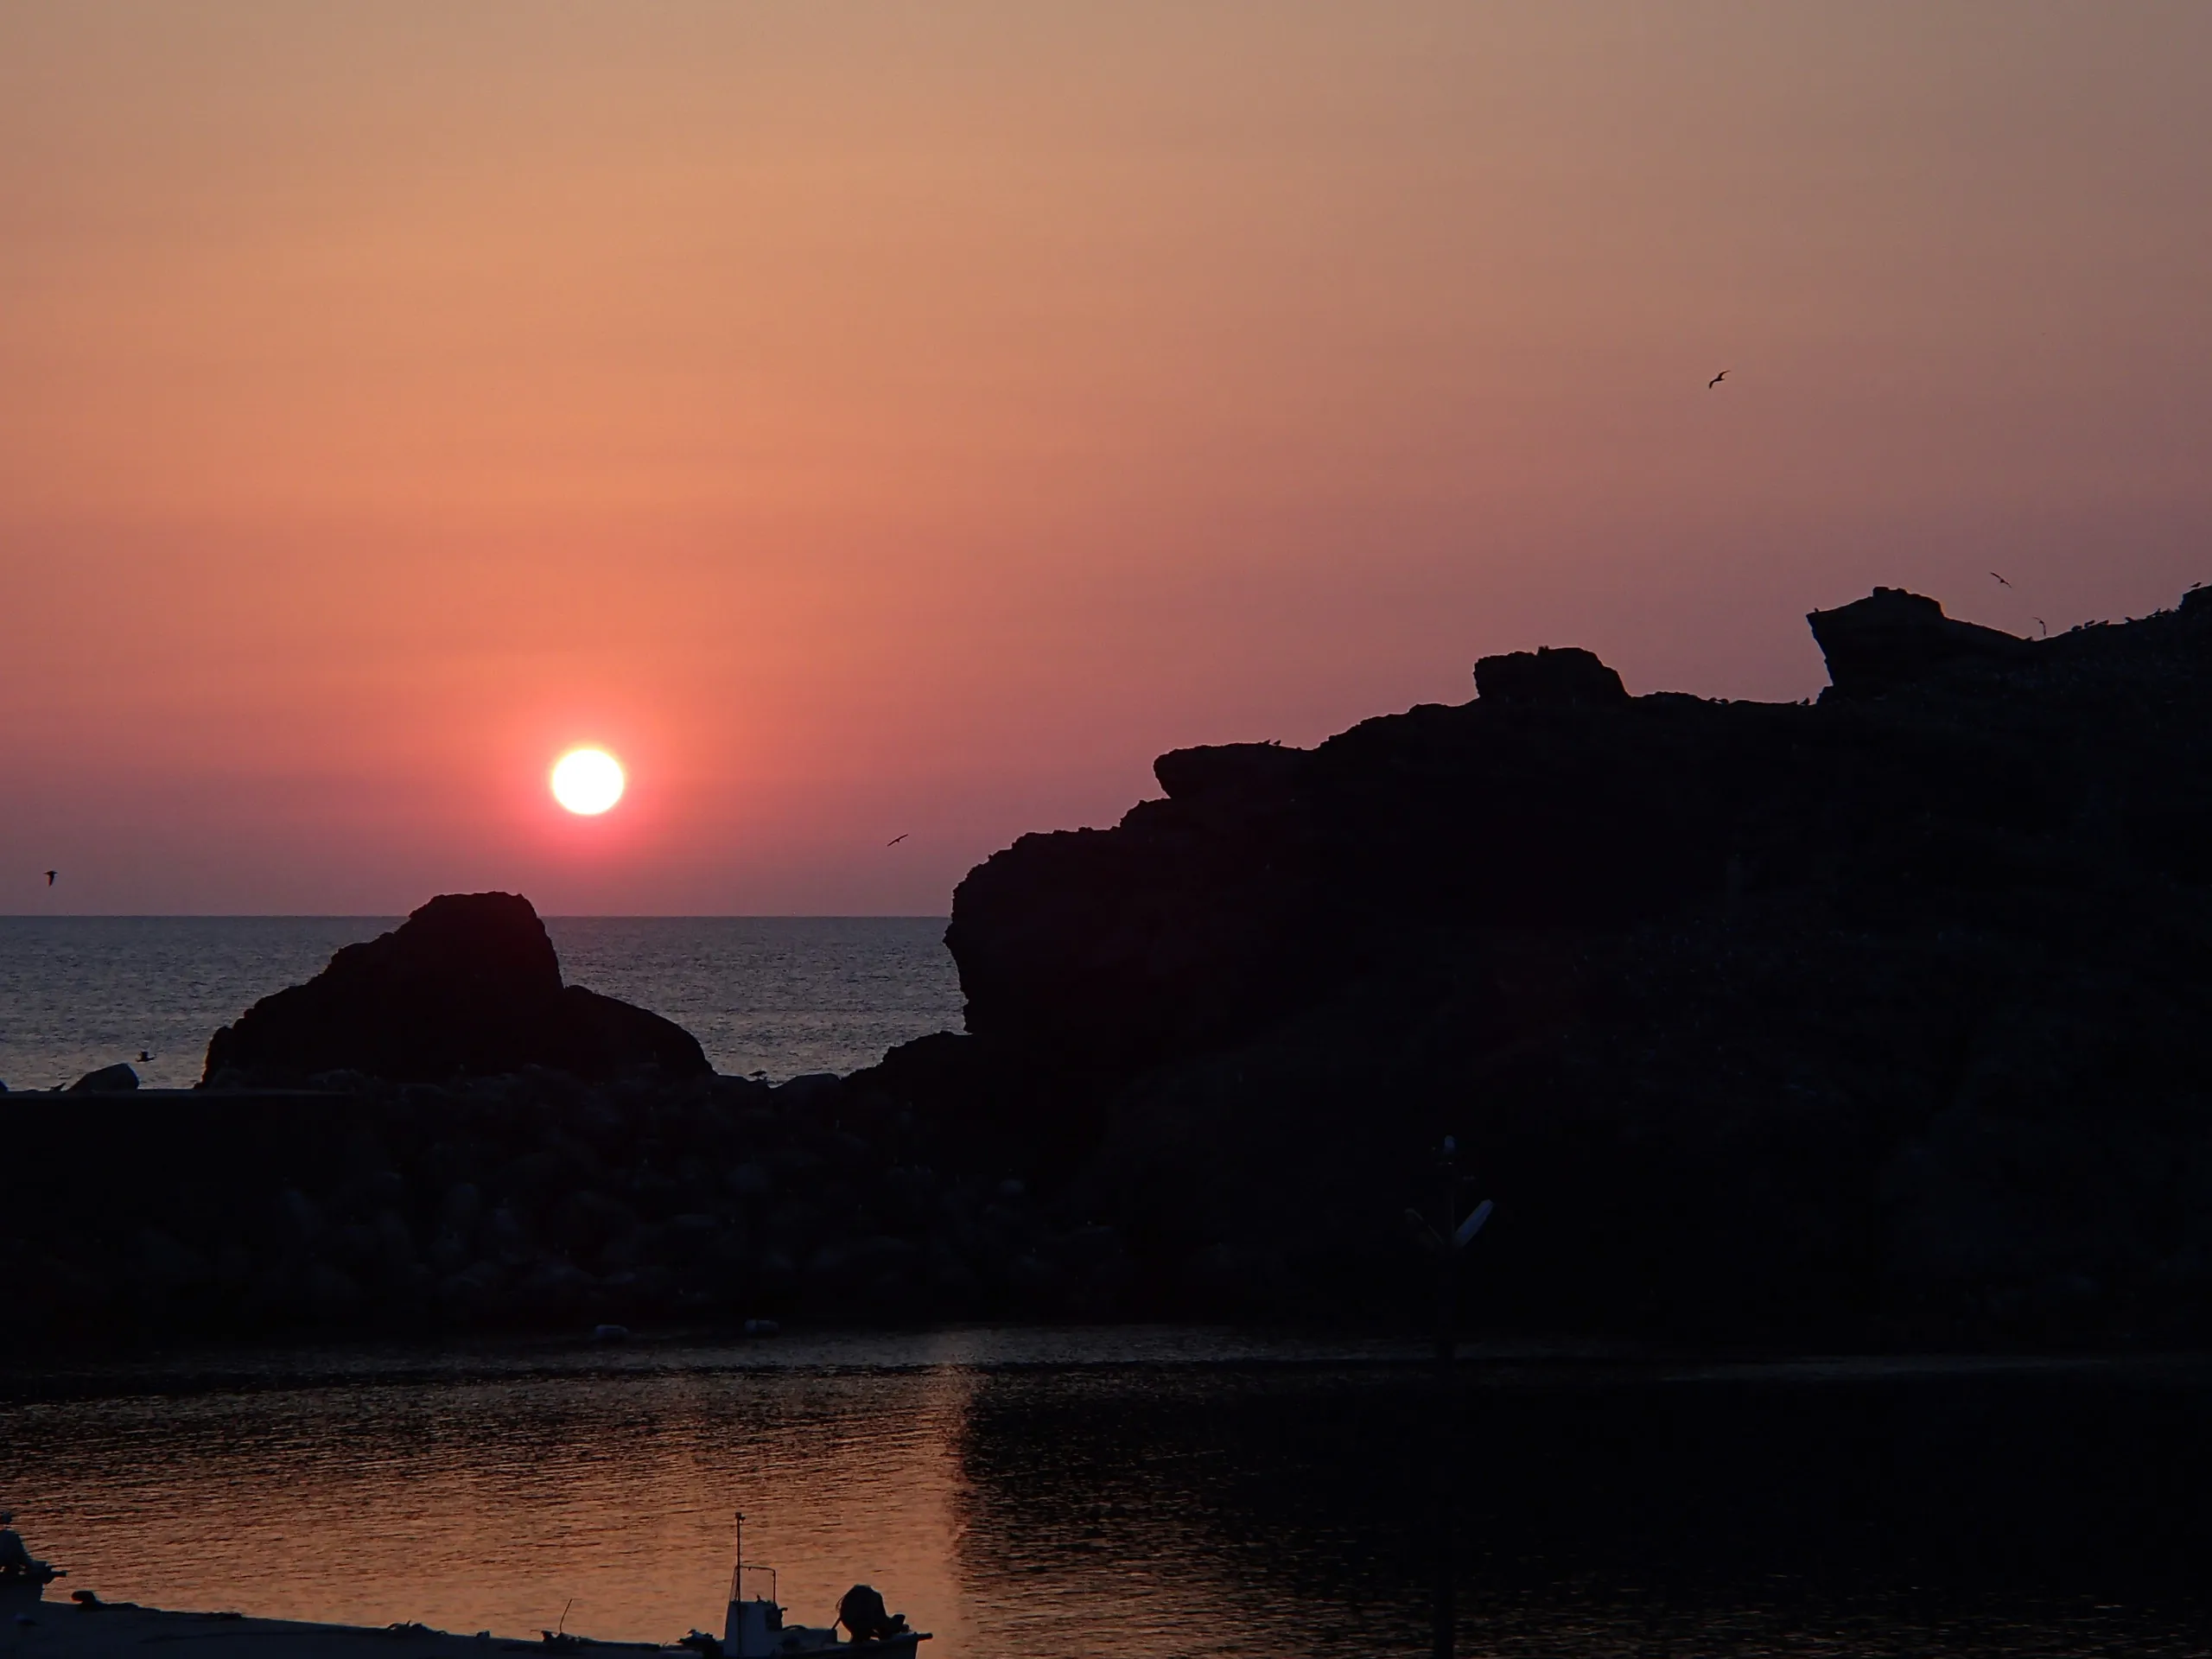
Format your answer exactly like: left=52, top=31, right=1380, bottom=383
left=902, top=585, right=2212, bottom=1345
left=2, top=895, right=1128, bottom=1344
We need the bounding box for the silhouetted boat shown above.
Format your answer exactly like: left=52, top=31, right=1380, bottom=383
left=716, top=1516, right=927, bottom=1659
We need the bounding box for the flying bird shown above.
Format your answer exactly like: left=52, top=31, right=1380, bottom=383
left=1707, top=370, right=1729, bottom=389
left=1991, top=572, right=2012, bottom=588
left=886, top=834, right=908, bottom=847
left=2034, top=617, right=2048, bottom=637
left=44, top=870, right=55, bottom=886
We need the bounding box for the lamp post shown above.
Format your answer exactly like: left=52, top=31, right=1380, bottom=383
left=1407, top=1135, right=1492, bottom=1659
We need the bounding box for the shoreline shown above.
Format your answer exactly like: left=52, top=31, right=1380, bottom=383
left=3, top=1594, right=671, bottom=1656
left=8, top=1324, right=2208, bottom=1396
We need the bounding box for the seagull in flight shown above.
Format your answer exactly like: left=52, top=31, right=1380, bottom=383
left=1991, top=571, right=2012, bottom=588
left=44, top=870, right=55, bottom=886
left=885, top=834, right=908, bottom=847
left=1707, top=369, right=1729, bottom=389
left=2034, top=617, right=2048, bottom=637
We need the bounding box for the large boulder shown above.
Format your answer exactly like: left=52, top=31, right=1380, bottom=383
left=1153, top=741, right=1310, bottom=807
left=201, top=893, right=709, bottom=1084
left=69, top=1062, right=140, bottom=1093
left=1473, top=645, right=1630, bottom=707
left=1806, top=586, right=2033, bottom=697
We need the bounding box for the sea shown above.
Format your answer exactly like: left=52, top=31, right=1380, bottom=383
left=0, top=916, right=964, bottom=1091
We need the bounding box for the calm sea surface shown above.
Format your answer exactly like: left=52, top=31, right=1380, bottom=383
left=0, top=917, right=963, bottom=1090
left=1, top=1335, right=2207, bottom=1656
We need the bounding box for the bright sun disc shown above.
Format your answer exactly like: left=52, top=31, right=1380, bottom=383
left=551, top=748, right=625, bottom=815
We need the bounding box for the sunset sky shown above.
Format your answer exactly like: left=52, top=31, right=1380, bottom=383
left=4, top=3, right=2209, bottom=914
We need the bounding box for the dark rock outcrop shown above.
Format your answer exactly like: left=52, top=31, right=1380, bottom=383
left=931, top=586, right=2212, bottom=1344
left=1473, top=645, right=1630, bottom=707
left=1808, top=585, right=2036, bottom=697
left=69, top=1063, right=140, bottom=1093
left=202, top=893, right=709, bottom=1084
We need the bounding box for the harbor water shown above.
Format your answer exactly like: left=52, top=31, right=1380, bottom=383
left=3, top=1334, right=2208, bottom=1656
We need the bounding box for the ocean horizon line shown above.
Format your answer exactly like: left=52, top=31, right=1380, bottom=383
left=0, top=913, right=965, bottom=1090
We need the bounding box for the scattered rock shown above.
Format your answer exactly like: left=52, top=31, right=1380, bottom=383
left=726, top=1162, right=773, bottom=1202
left=774, top=1073, right=842, bottom=1110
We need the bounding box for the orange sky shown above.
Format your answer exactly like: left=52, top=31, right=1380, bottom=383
left=4, top=3, right=2209, bottom=913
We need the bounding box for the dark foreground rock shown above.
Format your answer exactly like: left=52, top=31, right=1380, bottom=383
left=203, top=893, right=709, bottom=1084
left=925, top=584, right=2212, bottom=1346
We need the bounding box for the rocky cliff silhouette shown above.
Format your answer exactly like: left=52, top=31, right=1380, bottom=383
left=863, top=584, right=2212, bottom=1344
left=19, top=588, right=2212, bottom=1351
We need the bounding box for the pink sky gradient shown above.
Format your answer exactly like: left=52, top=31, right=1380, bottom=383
left=4, top=3, right=2209, bottom=912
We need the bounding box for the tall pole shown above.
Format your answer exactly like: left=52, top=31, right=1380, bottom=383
left=1433, top=1135, right=1457, bottom=1659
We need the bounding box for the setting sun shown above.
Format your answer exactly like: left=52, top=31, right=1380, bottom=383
left=550, top=747, right=624, bottom=816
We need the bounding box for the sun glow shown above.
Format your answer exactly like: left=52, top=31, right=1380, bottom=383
left=550, top=747, right=625, bottom=815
